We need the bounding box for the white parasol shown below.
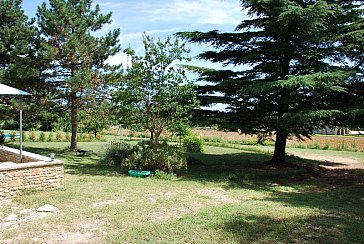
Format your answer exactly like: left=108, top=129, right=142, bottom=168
left=0, top=83, right=31, bottom=163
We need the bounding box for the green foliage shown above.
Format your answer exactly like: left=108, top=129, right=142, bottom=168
left=39, top=132, right=46, bottom=142
left=37, top=0, right=121, bottom=149
left=0, top=0, right=36, bottom=68
left=47, top=132, right=54, bottom=142
left=79, top=133, right=85, bottom=142
left=10, top=131, right=16, bottom=142
left=169, top=122, right=192, bottom=144
left=114, top=35, right=197, bottom=151
left=88, top=132, right=94, bottom=141
left=153, top=170, right=177, bottom=180
left=0, top=1, right=55, bottom=133
left=29, top=130, right=36, bottom=142
left=39, top=111, right=59, bottom=132
left=56, top=131, right=63, bottom=142
left=183, top=133, right=204, bottom=153
left=54, top=113, right=71, bottom=133
left=124, top=141, right=186, bottom=173
left=22, top=131, right=28, bottom=142
left=99, top=142, right=133, bottom=166
left=0, top=131, right=5, bottom=144
left=95, top=133, right=102, bottom=141
left=79, top=104, right=115, bottom=137
left=322, top=143, right=330, bottom=150
left=65, top=132, right=71, bottom=142
left=178, top=0, right=363, bottom=164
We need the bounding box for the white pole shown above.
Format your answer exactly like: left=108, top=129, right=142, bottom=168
left=19, top=96, right=23, bottom=163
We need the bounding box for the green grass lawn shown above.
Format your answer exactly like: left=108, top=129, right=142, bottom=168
left=1, top=141, right=364, bottom=243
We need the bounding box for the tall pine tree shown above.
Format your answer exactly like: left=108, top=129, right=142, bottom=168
left=179, top=0, right=361, bottom=164
left=0, top=0, right=43, bottom=130
left=37, top=0, right=121, bottom=149
left=333, top=1, right=364, bottom=129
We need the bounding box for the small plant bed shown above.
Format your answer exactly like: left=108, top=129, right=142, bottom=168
left=128, top=170, right=151, bottom=177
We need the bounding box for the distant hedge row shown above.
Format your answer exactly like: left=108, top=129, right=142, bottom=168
left=19, top=131, right=106, bottom=142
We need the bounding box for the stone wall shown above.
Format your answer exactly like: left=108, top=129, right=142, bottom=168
left=0, top=147, right=38, bottom=163
left=0, top=146, right=64, bottom=199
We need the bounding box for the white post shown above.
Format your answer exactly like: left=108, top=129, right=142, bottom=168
left=19, top=96, right=23, bottom=163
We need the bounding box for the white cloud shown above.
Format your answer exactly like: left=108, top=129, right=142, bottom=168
left=119, top=26, right=189, bottom=46
left=139, top=0, right=243, bottom=26
left=96, top=0, right=244, bottom=28
left=106, top=52, right=131, bottom=67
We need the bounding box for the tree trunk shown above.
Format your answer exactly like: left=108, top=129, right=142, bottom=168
left=153, top=131, right=162, bottom=152
left=150, top=130, right=154, bottom=141
left=70, top=93, right=78, bottom=150
left=270, top=129, right=287, bottom=165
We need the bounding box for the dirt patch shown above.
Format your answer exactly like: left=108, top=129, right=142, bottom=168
left=45, top=232, right=94, bottom=244
left=149, top=188, right=240, bottom=222
left=40, top=220, right=106, bottom=244
left=198, top=188, right=240, bottom=204
left=1, top=209, right=56, bottom=230
left=292, top=152, right=364, bottom=170
left=140, top=191, right=180, bottom=203
left=92, top=199, right=126, bottom=208
left=150, top=202, right=205, bottom=222
left=291, top=152, right=364, bottom=186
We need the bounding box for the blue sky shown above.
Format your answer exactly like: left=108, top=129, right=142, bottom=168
left=21, top=0, right=248, bottom=111
left=21, top=0, right=247, bottom=67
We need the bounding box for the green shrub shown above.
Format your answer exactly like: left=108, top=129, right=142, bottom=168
left=88, top=133, right=94, bottom=141
left=29, top=130, right=36, bottom=142
left=95, top=133, right=106, bottom=142
left=39, top=132, right=46, bottom=142
left=124, top=141, right=187, bottom=173
left=183, top=133, right=204, bottom=153
left=77, top=133, right=85, bottom=142
left=99, top=142, right=133, bottom=166
left=153, top=169, right=177, bottom=180
left=296, top=144, right=307, bottom=149
left=100, top=141, right=187, bottom=173
left=47, top=132, right=54, bottom=142
left=56, top=131, right=63, bottom=142
left=65, top=132, right=71, bottom=142
left=10, top=131, right=16, bottom=142
left=322, top=143, right=330, bottom=150
left=0, top=132, right=5, bottom=145
left=22, top=131, right=28, bottom=142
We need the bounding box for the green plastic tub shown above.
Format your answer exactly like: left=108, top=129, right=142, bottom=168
left=128, top=170, right=151, bottom=177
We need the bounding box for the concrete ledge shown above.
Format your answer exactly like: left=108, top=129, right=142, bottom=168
left=0, top=146, right=62, bottom=163
left=0, top=160, right=63, bottom=171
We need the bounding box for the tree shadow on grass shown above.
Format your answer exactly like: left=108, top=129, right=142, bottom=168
left=216, top=180, right=364, bottom=243
left=202, top=155, right=364, bottom=243
left=19, top=145, right=125, bottom=177
left=19, top=145, right=67, bottom=157
left=180, top=152, right=325, bottom=192
left=219, top=212, right=363, bottom=243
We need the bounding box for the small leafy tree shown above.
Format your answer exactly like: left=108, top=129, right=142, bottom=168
left=79, top=103, right=115, bottom=137
left=114, top=35, right=198, bottom=151
left=39, top=132, right=46, bottom=142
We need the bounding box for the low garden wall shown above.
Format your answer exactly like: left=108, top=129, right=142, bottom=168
left=0, top=146, right=64, bottom=199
